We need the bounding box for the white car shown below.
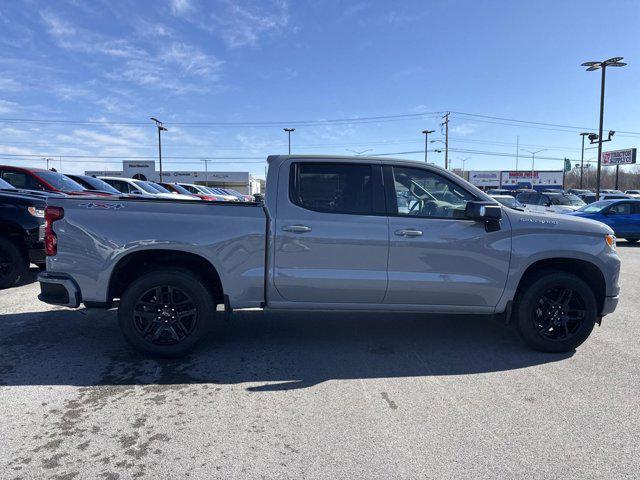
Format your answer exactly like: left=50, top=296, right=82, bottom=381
left=177, top=183, right=238, bottom=201
left=100, top=177, right=196, bottom=200
left=516, top=191, right=586, bottom=214
left=625, top=190, right=640, bottom=199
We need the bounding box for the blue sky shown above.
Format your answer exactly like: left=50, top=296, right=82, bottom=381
left=0, top=0, right=639, bottom=178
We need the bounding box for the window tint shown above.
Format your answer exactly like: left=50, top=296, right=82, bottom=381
left=391, top=166, right=474, bottom=218
left=1, top=171, right=42, bottom=190
left=631, top=203, right=640, bottom=215
left=609, top=202, right=631, bottom=215
left=291, top=163, right=373, bottom=215
left=36, top=171, right=85, bottom=192
left=539, top=195, right=550, bottom=206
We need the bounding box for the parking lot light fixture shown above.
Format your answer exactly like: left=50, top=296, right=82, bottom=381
left=581, top=57, right=627, bottom=200
left=421, top=130, right=435, bottom=163
left=283, top=128, right=295, bottom=154
left=520, top=148, right=547, bottom=185
left=151, top=117, right=168, bottom=182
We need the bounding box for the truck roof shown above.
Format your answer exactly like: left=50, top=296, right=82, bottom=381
left=266, top=154, right=450, bottom=171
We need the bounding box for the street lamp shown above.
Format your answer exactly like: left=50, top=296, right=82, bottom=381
left=201, top=159, right=210, bottom=186
left=520, top=148, right=546, bottom=187
left=421, top=130, right=435, bottom=163
left=150, top=117, right=167, bottom=182
left=283, top=128, right=295, bottom=155
left=457, top=157, right=470, bottom=176
left=581, top=57, right=627, bottom=199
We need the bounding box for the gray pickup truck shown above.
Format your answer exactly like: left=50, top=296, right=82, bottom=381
left=38, top=155, right=620, bottom=356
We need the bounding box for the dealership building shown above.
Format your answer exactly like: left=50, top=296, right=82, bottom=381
left=466, top=170, right=565, bottom=191
left=85, top=160, right=261, bottom=195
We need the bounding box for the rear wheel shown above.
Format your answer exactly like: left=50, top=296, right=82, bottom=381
left=0, top=237, right=28, bottom=289
left=514, top=271, right=597, bottom=353
left=118, top=269, right=216, bottom=357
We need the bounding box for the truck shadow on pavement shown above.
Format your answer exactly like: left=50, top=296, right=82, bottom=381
left=0, top=308, right=574, bottom=391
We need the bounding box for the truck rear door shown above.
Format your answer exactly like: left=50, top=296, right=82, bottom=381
left=272, top=159, right=388, bottom=303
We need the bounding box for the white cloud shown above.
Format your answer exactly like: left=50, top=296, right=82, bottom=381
left=0, top=99, right=19, bottom=114
left=162, top=43, right=224, bottom=77
left=451, top=123, right=478, bottom=136
left=170, top=0, right=194, bottom=16
left=0, top=78, right=22, bottom=92
left=208, top=0, right=290, bottom=48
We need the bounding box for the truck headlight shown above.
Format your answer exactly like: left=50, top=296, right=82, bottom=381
left=28, top=206, right=45, bottom=218
left=605, top=234, right=616, bottom=251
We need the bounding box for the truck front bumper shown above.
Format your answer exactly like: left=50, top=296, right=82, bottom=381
left=601, top=295, right=619, bottom=316
left=38, top=272, right=81, bottom=308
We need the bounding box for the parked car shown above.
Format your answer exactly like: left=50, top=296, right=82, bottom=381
left=218, top=188, right=252, bottom=202
left=569, top=199, right=640, bottom=243
left=158, top=182, right=219, bottom=201
left=0, top=189, right=47, bottom=288
left=540, top=188, right=565, bottom=194
left=624, top=190, right=640, bottom=199
left=516, top=191, right=585, bottom=214
left=601, top=189, right=624, bottom=195
left=567, top=188, right=592, bottom=196
left=579, top=193, right=630, bottom=204
left=65, top=174, right=122, bottom=196
left=491, top=194, right=524, bottom=210
left=145, top=181, right=198, bottom=201
left=0, top=177, right=66, bottom=199
left=39, top=155, right=619, bottom=357
left=486, top=189, right=513, bottom=196
left=0, top=165, right=106, bottom=196
left=177, top=183, right=237, bottom=201
left=100, top=177, right=194, bottom=200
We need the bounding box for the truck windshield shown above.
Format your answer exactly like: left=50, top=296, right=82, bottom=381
left=75, top=176, right=120, bottom=194
left=147, top=182, right=172, bottom=193
left=550, top=194, right=585, bottom=206
left=577, top=201, right=611, bottom=213
left=36, top=171, right=86, bottom=192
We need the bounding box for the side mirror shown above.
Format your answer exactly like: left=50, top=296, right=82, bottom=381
left=131, top=190, right=142, bottom=195
left=604, top=209, right=615, bottom=215
left=465, top=201, right=502, bottom=224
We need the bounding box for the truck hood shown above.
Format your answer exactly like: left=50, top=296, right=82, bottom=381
left=503, top=207, right=613, bottom=236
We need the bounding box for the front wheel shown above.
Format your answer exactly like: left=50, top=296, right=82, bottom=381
left=118, top=269, right=216, bottom=357
left=514, top=271, right=597, bottom=353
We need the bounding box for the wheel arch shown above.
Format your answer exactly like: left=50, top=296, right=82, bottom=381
left=107, top=249, right=224, bottom=306
left=514, top=258, right=606, bottom=314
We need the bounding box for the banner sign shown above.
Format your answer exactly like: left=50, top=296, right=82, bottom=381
left=500, top=170, right=563, bottom=187
left=468, top=170, right=500, bottom=187
left=602, top=148, right=637, bottom=166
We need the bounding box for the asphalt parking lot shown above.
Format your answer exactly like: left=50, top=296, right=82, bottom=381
left=1, top=245, right=639, bottom=479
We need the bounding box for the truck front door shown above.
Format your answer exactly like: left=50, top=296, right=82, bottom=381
left=273, top=160, right=388, bottom=304
left=383, top=165, right=511, bottom=310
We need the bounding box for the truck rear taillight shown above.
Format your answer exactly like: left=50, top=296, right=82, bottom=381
left=44, top=206, right=64, bottom=256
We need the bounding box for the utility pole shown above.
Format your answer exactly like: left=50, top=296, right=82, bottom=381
left=515, top=136, right=519, bottom=171
left=582, top=57, right=627, bottom=199
left=42, top=157, right=52, bottom=170
left=441, top=113, right=450, bottom=169
left=283, top=128, right=295, bottom=154
left=421, top=129, right=435, bottom=163
left=201, top=159, right=209, bottom=186
left=150, top=117, right=167, bottom=182
left=579, top=132, right=591, bottom=189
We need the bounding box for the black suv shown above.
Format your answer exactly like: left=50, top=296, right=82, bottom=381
left=0, top=178, right=49, bottom=288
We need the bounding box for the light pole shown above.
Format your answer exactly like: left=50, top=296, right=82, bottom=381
left=582, top=57, right=627, bottom=199
left=579, top=132, right=593, bottom=189
left=150, top=117, right=167, bottom=182
left=422, top=129, right=435, bottom=163
left=283, top=128, right=295, bottom=154
left=201, top=159, right=209, bottom=186
left=520, top=148, right=546, bottom=188
left=458, top=157, right=470, bottom=176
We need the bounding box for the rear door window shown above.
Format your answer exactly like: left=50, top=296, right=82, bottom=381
left=1, top=170, right=42, bottom=190
left=290, top=163, right=374, bottom=215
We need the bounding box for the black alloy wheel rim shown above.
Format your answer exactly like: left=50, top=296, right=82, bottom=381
left=133, top=285, right=198, bottom=345
left=532, top=286, right=586, bottom=342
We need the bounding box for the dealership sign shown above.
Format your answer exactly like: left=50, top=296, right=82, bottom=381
left=602, top=148, right=637, bottom=166
left=468, top=170, right=500, bottom=187
left=500, top=170, right=563, bottom=186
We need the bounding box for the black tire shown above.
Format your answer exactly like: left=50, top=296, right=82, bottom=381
left=514, top=270, right=597, bottom=353
left=0, top=236, right=28, bottom=289
left=118, top=269, right=216, bottom=357
left=35, top=263, right=47, bottom=271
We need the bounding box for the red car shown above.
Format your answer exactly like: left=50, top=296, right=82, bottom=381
left=158, top=182, right=225, bottom=201
left=0, top=165, right=112, bottom=196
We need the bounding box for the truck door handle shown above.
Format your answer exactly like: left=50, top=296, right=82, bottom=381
left=282, top=225, right=312, bottom=233
left=395, top=229, right=423, bottom=237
